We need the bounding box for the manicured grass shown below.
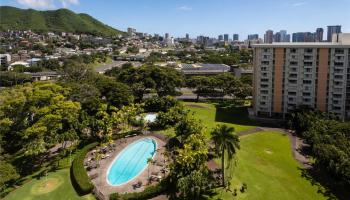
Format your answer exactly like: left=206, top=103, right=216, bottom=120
left=4, top=169, right=95, bottom=200
left=183, top=102, right=256, bottom=136
left=216, top=131, right=326, bottom=200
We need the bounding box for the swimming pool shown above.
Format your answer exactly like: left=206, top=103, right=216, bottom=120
left=107, top=138, right=157, bottom=186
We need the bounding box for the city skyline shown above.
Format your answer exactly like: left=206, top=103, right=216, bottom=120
left=1, top=0, right=350, bottom=39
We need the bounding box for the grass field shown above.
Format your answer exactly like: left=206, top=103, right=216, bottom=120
left=4, top=169, right=95, bottom=200
left=180, top=102, right=326, bottom=200
left=183, top=102, right=257, bottom=136
left=215, top=131, right=326, bottom=200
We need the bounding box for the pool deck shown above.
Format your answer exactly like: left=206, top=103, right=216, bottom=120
left=85, top=134, right=168, bottom=198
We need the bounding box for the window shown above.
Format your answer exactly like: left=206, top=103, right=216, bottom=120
left=290, top=61, right=298, bottom=65
left=334, top=75, right=343, bottom=79
left=305, top=48, right=313, bottom=53
left=261, top=61, right=270, bottom=65
left=333, top=94, right=342, bottom=98
left=290, top=48, right=297, bottom=53
left=303, top=98, right=311, bottom=102
left=335, top=49, right=344, bottom=54
left=304, top=62, right=313, bottom=66
left=305, top=68, right=312, bottom=72
left=261, top=78, right=269, bottom=82
left=288, top=92, right=297, bottom=96
left=289, top=79, right=297, bottom=84
left=304, top=74, right=312, bottom=78
left=335, top=62, right=344, bottom=67
left=303, top=80, right=312, bottom=84
left=261, top=90, right=268, bottom=94
left=304, top=55, right=313, bottom=60
left=334, top=69, right=343, bottom=73
left=289, top=74, right=298, bottom=78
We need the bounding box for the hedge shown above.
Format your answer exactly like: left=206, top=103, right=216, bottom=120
left=110, top=178, right=169, bottom=200
left=70, top=142, right=98, bottom=195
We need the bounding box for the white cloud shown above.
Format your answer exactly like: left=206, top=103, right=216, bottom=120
left=17, top=0, right=55, bottom=9
left=292, top=1, right=308, bottom=7
left=60, top=0, right=79, bottom=8
left=178, top=5, right=192, bottom=11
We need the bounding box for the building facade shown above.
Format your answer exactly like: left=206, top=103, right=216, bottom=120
left=327, top=25, right=342, bottom=42
left=252, top=33, right=350, bottom=120
left=233, top=34, right=239, bottom=41
left=315, top=28, right=324, bottom=42
left=224, top=34, right=229, bottom=42
left=264, top=30, right=274, bottom=44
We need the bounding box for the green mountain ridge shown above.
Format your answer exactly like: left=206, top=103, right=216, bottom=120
left=0, top=6, right=124, bottom=36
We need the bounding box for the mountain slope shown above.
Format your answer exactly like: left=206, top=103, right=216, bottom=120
left=0, top=6, right=123, bottom=36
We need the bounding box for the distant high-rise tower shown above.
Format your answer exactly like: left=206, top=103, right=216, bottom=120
left=218, top=35, right=224, bottom=41
left=248, top=34, right=259, bottom=40
left=292, top=32, right=314, bottom=42
left=315, top=28, right=324, bottom=42
left=186, top=33, right=190, bottom=40
left=327, top=25, right=341, bottom=42
left=233, top=34, right=239, bottom=41
left=224, top=34, right=229, bottom=42
left=165, top=33, right=170, bottom=39
left=279, top=30, right=288, bottom=42
left=264, top=30, right=274, bottom=43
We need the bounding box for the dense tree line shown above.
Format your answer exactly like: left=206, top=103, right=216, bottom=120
left=288, top=109, right=350, bottom=191
left=186, top=73, right=252, bottom=101
left=105, top=64, right=184, bottom=101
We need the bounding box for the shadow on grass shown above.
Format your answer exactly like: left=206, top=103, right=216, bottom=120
left=214, top=102, right=258, bottom=127
left=299, top=167, right=350, bottom=200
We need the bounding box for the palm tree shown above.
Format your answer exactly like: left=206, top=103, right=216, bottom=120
left=211, top=124, right=240, bottom=186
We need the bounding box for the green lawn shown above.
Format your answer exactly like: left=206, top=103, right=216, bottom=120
left=215, top=131, right=326, bottom=200
left=183, top=102, right=256, bottom=136
left=4, top=169, right=95, bottom=200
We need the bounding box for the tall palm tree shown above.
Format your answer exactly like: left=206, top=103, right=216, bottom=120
left=211, top=124, right=240, bottom=186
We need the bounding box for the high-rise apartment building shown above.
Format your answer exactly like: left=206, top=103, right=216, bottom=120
left=248, top=34, right=259, bottom=40
left=315, top=28, right=324, bottom=42
left=186, top=33, right=190, bottom=40
left=292, top=32, right=315, bottom=42
left=252, top=33, right=350, bottom=120
left=165, top=33, right=170, bottom=39
left=264, top=30, right=274, bottom=43
left=218, top=35, right=224, bottom=41
left=224, top=34, right=229, bottom=42
left=233, top=34, right=239, bottom=41
left=327, top=25, right=342, bottom=42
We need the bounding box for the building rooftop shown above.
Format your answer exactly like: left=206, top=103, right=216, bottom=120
left=252, top=42, right=350, bottom=48
left=253, top=33, right=350, bottom=48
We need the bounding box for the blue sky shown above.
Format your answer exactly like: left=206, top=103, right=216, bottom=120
left=1, top=0, right=350, bottom=39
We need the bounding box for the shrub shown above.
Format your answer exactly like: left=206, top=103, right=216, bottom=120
left=110, top=178, right=169, bottom=200
left=70, top=142, right=98, bottom=195
left=150, top=105, right=187, bottom=129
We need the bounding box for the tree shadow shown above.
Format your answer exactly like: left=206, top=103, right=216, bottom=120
left=299, top=166, right=350, bottom=200
left=214, top=102, right=258, bottom=127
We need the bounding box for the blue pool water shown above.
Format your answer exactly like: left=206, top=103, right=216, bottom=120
left=107, top=138, right=157, bottom=186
